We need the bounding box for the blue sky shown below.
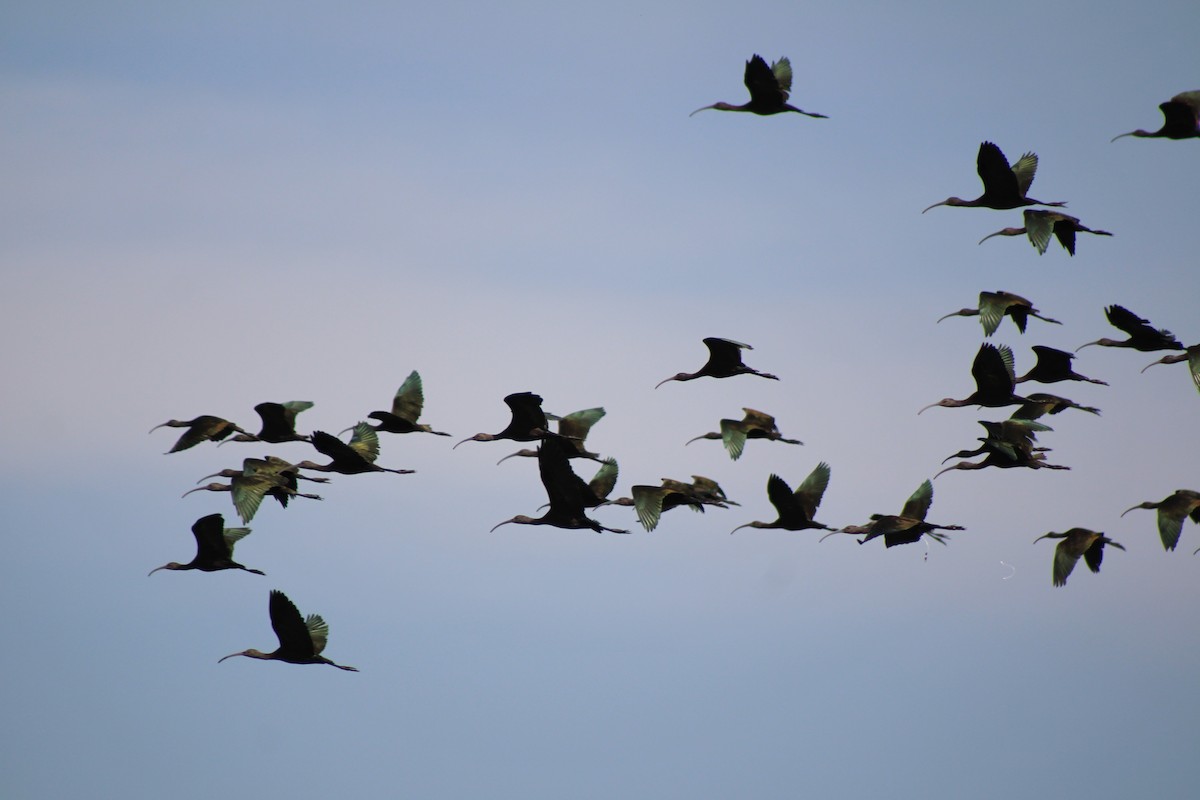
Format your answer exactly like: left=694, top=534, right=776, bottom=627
left=3, top=2, right=1198, bottom=798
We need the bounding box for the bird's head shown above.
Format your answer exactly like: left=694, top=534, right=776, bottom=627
left=1110, top=129, right=1150, bottom=142
left=496, top=449, right=536, bottom=465
left=654, top=374, right=688, bottom=389
left=181, top=484, right=228, bottom=498
left=490, top=515, right=534, bottom=532
left=918, top=399, right=954, bottom=414
left=978, top=228, right=1025, bottom=245
left=922, top=197, right=966, bottom=213
left=147, top=562, right=184, bottom=576
left=218, top=649, right=269, bottom=663
left=1120, top=502, right=1156, bottom=517
left=453, top=433, right=494, bottom=448
left=730, top=521, right=767, bottom=534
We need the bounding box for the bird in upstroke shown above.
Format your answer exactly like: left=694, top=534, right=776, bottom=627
left=690, top=55, right=827, bottom=118
left=656, top=337, right=779, bottom=388
left=219, top=590, right=358, bottom=671
left=148, top=513, right=265, bottom=577
left=731, top=463, right=833, bottom=533
left=923, top=142, right=1066, bottom=212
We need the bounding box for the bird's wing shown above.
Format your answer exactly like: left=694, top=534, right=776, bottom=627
left=231, top=475, right=273, bottom=524
left=794, top=461, right=832, bottom=519
left=899, top=479, right=934, bottom=522
left=976, top=142, right=1019, bottom=197
left=741, top=408, right=777, bottom=430
left=1009, top=151, right=1039, bottom=196
left=1022, top=210, right=1055, bottom=255
left=1157, top=505, right=1186, bottom=551
left=977, top=292, right=1007, bottom=336
left=770, top=56, right=793, bottom=95
left=1188, top=347, right=1200, bottom=394
left=632, top=486, right=667, bottom=531
left=743, top=55, right=785, bottom=103
left=391, top=370, right=424, bottom=422
left=347, top=423, right=381, bottom=463
left=588, top=458, right=619, bottom=501
left=1082, top=539, right=1106, bottom=574
left=556, top=407, right=605, bottom=442
left=720, top=418, right=748, bottom=460
left=537, top=435, right=591, bottom=514
left=221, top=525, right=252, bottom=555
left=269, top=590, right=316, bottom=657
left=1162, top=93, right=1200, bottom=133
left=503, top=392, right=548, bottom=435
left=971, top=343, right=1016, bottom=396
left=305, top=614, right=329, bottom=655
left=191, top=513, right=229, bottom=560
left=765, top=474, right=797, bottom=517
left=1051, top=542, right=1078, bottom=587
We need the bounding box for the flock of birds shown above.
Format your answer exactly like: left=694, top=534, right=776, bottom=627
left=147, top=56, right=1200, bottom=671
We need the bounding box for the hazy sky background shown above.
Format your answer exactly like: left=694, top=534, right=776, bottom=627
left=3, top=2, right=1198, bottom=797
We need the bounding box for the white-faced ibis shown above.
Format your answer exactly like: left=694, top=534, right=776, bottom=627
left=826, top=479, right=963, bottom=547
left=686, top=408, right=803, bottom=461
left=1034, top=528, right=1124, bottom=587
left=1010, top=392, right=1101, bottom=420
left=150, top=415, right=248, bottom=453
left=148, top=513, right=265, bottom=576
left=184, top=469, right=322, bottom=524
left=609, top=476, right=737, bottom=532
left=937, top=290, right=1061, bottom=337
left=935, top=420, right=1068, bottom=478
left=731, top=463, right=833, bottom=533
left=1121, top=490, right=1200, bottom=552
left=454, top=392, right=549, bottom=448
left=363, top=371, right=451, bottom=436
left=490, top=435, right=628, bottom=534
left=656, top=337, right=779, bottom=388
left=294, top=424, right=415, bottom=476
left=919, top=343, right=1027, bottom=413
left=690, top=54, right=827, bottom=118
left=223, top=401, right=314, bottom=444
left=1112, top=91, right=1200, bottom=141
left=498, top=407, right=605, bottom=464
left=1016, top=346, right=1107, bottom=386
left=1141, top=344, right=1200, bottom=395
left=219, top=590, right=357, bottom=671
left=1076, top=305, right=1182, bottom=354
left=979, top=209, right=1112, bottom=256
left=923, top=142, right=1065, bottom=213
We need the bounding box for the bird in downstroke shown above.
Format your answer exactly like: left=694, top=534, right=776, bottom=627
left=937, top=290, right=1061, bottom=337
left=1076, top=305, right=1182, bottom=353
left=978, top=210, right=1111, bottom=256
left=1141, top=344, right=1200, bottom=395
left=150, top=415, right=248, bottom=453
left=1121, top=490, right=1200, bottom=552
left=1034, top=528, right=1124, bottom=587
left=686, top=408, right=803, bottom=461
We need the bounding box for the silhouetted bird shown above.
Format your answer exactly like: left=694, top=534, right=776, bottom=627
left=219, top=590, right=357, bottom=671
left=150, top=415, right=247, bottom=453
left=1016, top=346, right=1107, bottom=386
left=656, top=337, right=778, bottom=388
left=498, top=407, right=605, bottom=464
left=1010, top=392, right=1101, bottom=420
left=690, top=54, right=827, bottom=118
left=223, top=401, right=313, bottom=444
left=294, top=424, right=415, bottom=475
left=1122, top=490, right=1200, bottom=552
left=1112, top=91, right=1200, bottom=141
left=825, top=479, right=964, bottom=547
left=455, top=392, right=549, bottom=448
left=362, top=371, right=451, bottom=436
left=923, top=142, right=1065, bottom=212
left=979, top=210, right=1112, bottom=255
left=919, top=343, right=1027, bottom=413
left=1077, top=305, right=1182, bottom=353
left=1034, top=529, right=1123, bottom=587
left=490, top=435, right=628, bottom=534
left=937, top=290, right=1061, bottom=337
left=731, top=463, right=833, bottom=533
left=148, top=513, right=264, bottom=576
left=686, top=408, right=803, bottom=461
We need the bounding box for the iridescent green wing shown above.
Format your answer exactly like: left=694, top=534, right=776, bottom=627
left=977, top=291, right=1007, bottom=337
left=347, top=422, right=381, bottom=463
left=1009, top=151, right=1038, bottom=196
left=588, top=458, right=618, bottom=501
left=557, top=407, right=605, bottom=443
left=770, top=56, right=793, bottom=96
left=306, top=613, right=329, bottom=655
left=899, top=479, right=933, bottom=522
left=222, top=525, right=253, bottom=554
left=793, top=462, right=831, bottom=519
left=632, top=486, right=666, bottom=531
left=720, top=419, right=748, bottom=461
left=391, top=370, right=424, bottom=423
left=1023, top=210, right=1055, bottom=255
left=231, top=474, right=275, bottom=523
